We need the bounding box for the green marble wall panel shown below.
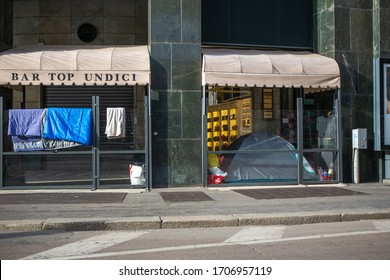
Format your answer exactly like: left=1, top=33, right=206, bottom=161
left=358, top=51, right=374, bottom=93
left=316, top=0, right=334, bottom=13
left=151, top=90, right=181, bottom=140
left=150, top=0, right=181, bottom=43
left=182, top=91, right=202, bottom=139
left=332, top=0, right=378, bottom=182
left=338, top=92, right=369, bottom=179
left=151, top=90, right=201, bottom=141
left=359, top=0, right=372, bottom=9
left=380, top=8, right=390, bottom=53
left=315, top=0, right=335, bottom=55
left=335, top=0, right=371, bottom=8
left=381, top=0, right=390, bottom=8
left=151, top=101, right=182, bottom=139
left=152, top=90, right=181, bottom=111
left=351, top=8, right=372, bottom=51
left=335, top=8, right=350, bottom=50
left=151, top=138, right=202, bottom=187
left=150, top=90, right=202, bottom=186
left=336, top=50, right=359, bottom=94
left=151, top=43, right=201, bottom=91
left=354, top=94, right=373, bottom=130
left=151, top=139, right=170, bottom=187
left=318, top=8, right=335, bottom=54
left=373, top=0, right=380, bottom=57
left=150, top=43, right=172, bottom=90
left=170, top=139, right=202, bottom=186
left=172, top=43, right=201, bottom=90
left=182, top=0, right=201, bottom=43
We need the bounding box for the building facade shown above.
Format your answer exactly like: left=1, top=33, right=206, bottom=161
left=0, top=0, right=388, bottom=189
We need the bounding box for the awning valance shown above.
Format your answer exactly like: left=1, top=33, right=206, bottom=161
left=0, top=45, right=150, bottom=86
left=202, top=48, right=340, bottom=89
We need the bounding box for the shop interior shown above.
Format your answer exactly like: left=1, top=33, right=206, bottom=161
left=206, top=86, right=339, bottom=185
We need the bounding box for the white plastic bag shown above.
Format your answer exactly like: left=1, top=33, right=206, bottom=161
left=129, top=164, right=146, bottom=185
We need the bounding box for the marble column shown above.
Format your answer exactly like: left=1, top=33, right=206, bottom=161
left=315, top=0, right=376, bottom=182
left=149, top=0, right=202, bottom=187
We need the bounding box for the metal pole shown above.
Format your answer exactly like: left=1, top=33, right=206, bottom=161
left=336, top=89, right=343, bottom=182
left=353, top=148, right=360, bottom=183
left=92, top=96, right=100, bottom=190
left=146, top=84, right=152, bottom=191
left=202, top=86, right=207, bottom=187
left=297, top=97, right=303, bottom=185
left=373, top=58, right=381, bottom=151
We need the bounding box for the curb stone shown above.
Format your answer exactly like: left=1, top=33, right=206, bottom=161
left=1, top=212, right=390, bottom=232
left=0, top=220, right=44, bottom=232
left=161, top=215, right=239, bottom=229
left=234, top=214, right=342, bottom=226
left=42, top=217, right=162, bottom=231
left=341, top=212, right=390, bottom=222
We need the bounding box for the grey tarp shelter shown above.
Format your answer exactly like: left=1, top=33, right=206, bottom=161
left=219, top=132, right=319, bottom=183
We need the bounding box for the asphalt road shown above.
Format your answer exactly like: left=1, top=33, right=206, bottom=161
left=1, top=220, right=390, bottom=260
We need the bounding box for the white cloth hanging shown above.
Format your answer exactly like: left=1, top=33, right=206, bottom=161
left=105, top=108, right=126, bottom=139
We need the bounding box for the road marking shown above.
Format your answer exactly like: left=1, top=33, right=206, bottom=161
left=22, top=231, right=148, bottom=260
left=373, top=220, right=390, bottom=231
left=224, top=226, right=285, bottom=243
left=41, top=228, right=390, bottom=260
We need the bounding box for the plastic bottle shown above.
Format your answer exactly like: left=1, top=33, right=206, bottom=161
left=328, top=162, right=334, bottom=180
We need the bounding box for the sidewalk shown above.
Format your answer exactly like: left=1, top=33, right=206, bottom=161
left=1, top=183, right=390, bottom=231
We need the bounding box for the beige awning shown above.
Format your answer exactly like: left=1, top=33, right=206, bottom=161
left=202, top=48, right=340, bottom=89
left=0, top=45, right=150, bottom=86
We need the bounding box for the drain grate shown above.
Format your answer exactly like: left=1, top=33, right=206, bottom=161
left=160, top=191, right=214, bottom=203
left=233, top=187, right=368, bottom=200
left=0, top=193, right=127, bottom=204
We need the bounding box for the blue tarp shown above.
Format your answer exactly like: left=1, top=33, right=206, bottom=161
left=8, top=109, right=44, bottom=137
left=8, top=109, right=45, bottom=152
left=42, top=108, right=93, bottom=146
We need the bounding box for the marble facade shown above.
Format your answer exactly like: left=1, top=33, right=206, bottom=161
left=2, top=0, right=390, bottom=185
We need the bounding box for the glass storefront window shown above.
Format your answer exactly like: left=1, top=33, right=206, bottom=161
left=206, top=86, right=339, bottom=185
left=3, top=154, right=92, bottom=187
left=1, top=86, right=149, bottom=189
left=100, top=154, right=146, bottom=186
left=302, top=91, right=337, bottom=150
left=304, top=151, right=339, bottom=182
